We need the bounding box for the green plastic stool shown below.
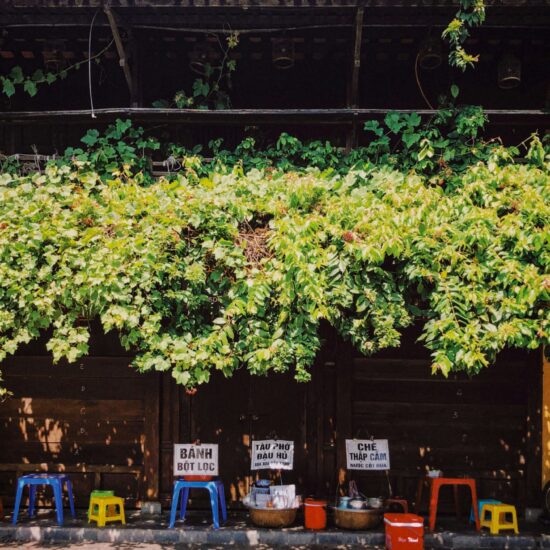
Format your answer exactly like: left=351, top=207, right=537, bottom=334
left=88, top=490, right=115, bottom=518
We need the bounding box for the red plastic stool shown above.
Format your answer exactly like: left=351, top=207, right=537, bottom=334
left=417, top=477, right=479, bottom=531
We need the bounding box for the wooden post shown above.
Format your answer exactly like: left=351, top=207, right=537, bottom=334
left=543, top=349, right=550, bottom=488
left=306, top=351, right=323, bottom=494
left=130, top=28, right=142, bottom=107
left=525, top=349, right=543, bottom=507
left=104, top=7, right=135, bottom=105
left=348, top=5, right=365, bottom=109
left=143, top=374, right=160, bottom=502
left=335, top=338, right=353, bottom=493
left=346, top=4, right=365, bottom=151
left=159, top=374, right=178, bottom=503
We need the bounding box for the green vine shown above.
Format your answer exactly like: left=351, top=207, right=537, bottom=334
left=0, top=108, right=548, bottom=396
left=153, top=32, right=239, bottom=110
left=0, top=40, right=115, bottom=99
left=442, top=0, right=486, bottom=70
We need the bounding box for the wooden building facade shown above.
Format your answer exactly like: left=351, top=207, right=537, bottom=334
left=0, top=0, right=548, bottom=513
left=0, top=327, right=543, bottom=512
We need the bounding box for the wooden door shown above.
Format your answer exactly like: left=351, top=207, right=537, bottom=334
left=178, top=370, right=308, bottom=508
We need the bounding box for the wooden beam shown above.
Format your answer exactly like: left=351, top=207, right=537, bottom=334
left=346, top=5, right=364, bottom=151
left=130, top=28, right=143, bottom=107
left=525, top=350, right=543, bottom=507
left=348, top=5, right=364, bottom=109
left=104, top=7, right=136, bottom=106
left=542, top=349, right=549, bottom=489
left=335, top=338, right=353, bottom=493
left=143, top=373, right=161, bottom=501
left=1, top=108, right=547, bottom=126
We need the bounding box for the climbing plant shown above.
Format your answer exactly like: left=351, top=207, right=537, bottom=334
left=0, top=113, right=547, bottom=395
left=152, top=32, right=240, bottom=110
left=442, top=0, right=486, bottom=70
left=0, top=40, right=114, bottom=99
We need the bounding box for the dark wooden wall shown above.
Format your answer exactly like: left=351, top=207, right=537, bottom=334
left=0, top=328, right=541, bottom=512
left=313, top=331, right=542, bottom=511
left=0, top=353, right=159, bottom=508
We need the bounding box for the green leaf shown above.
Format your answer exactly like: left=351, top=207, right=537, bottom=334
left=9, top=66, right=24, bottom=84
left=1, top=78, right=16, bottom=98
left=384, top=113, right=406, bottom=134
left=31, top=69, right=45, bottom=82
left=23, top=80, right=38, bottom=97
left=451, top=84, right=460, bottom=99
left=81, top=129, right=100, bottom=146
left=402, top=132, right=421, bottom=148
left=364, top=120, right=384, bottom=137
left=406, top=113, right=422, bottom=128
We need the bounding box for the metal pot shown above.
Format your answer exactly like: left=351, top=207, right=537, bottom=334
left=367, top=497, right=384, bottom=509
left=349, top=498, right=366, bottom=510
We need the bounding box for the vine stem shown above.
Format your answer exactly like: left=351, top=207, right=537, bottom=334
left=17, top=38, right=115, bottom=93
left=414, top=53, right=434, bottom=110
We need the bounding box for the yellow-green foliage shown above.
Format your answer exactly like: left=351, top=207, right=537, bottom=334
left=0, top=159, right=548, bottom=394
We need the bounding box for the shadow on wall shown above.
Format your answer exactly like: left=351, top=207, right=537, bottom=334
left=0, top=355, right=149, bottom=508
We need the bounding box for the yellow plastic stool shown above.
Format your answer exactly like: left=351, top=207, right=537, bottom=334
left=480, top=503, right=519, bottom=535
left=88, top=495, right=126, bottom=527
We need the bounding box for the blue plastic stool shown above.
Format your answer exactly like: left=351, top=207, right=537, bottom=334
left=12, top=473, right=76, bottom=525
left=470, top=499, right=501, bottom=523
left=169, top=479, right=227, bottom=529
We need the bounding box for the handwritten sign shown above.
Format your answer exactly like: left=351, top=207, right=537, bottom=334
left=173, top=444, right=219, bottom=476
left=346, top=439, right=390, bottom=470
left=251, top=440, right=294, bottom=470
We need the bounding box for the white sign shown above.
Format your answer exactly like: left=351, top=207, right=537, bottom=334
left=173, top=444, right=219, bottom=476
left=251, top=440, right=294, bottom=470
left=346, top=439, right=390, bottom=470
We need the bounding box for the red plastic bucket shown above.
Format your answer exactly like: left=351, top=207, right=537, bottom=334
left=384, top=513, right=424, bottom=550
left=304, top=498, right=328, bottom=530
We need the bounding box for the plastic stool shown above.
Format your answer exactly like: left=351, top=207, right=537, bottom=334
left=88, top=495, right=126, bottom=527
left=169, top=479, right=227, bottom=529
left=469, top=499, right=501, bottom=523
left=12, top=473, right=75, bottom=525
left=88, top=490, right=115, bottom=518
left=480, top=503, right=519, bottom=534
left=422, top=477, right=480, bottom=531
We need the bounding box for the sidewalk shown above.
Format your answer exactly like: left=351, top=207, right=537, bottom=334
left=0, top=510, right=549, bottom=549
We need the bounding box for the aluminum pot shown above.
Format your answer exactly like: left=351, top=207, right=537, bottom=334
left=349, top=498, right=366, bottom=510
left=367, top=497, right=384, bottom=509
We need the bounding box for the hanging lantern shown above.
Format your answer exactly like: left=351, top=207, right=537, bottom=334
left=188, top=40, right=216, bottom=75
left=417, top=37, right=443, bottom=70
left=498, top=53, right=521, bottom=89
left=272, top=37, right=295, bottom=70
